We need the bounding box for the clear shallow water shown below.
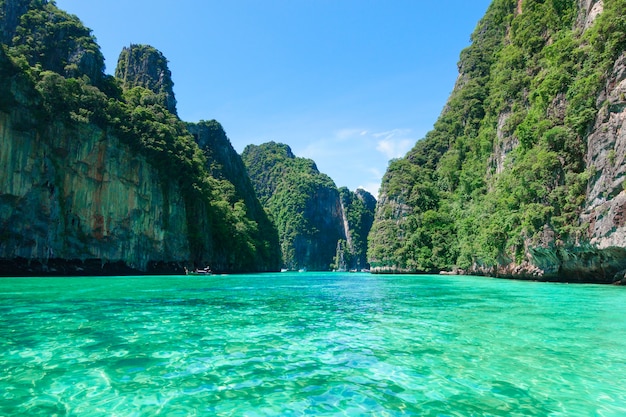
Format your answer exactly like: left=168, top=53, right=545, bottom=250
left=1, top=273, right=625, bottom=416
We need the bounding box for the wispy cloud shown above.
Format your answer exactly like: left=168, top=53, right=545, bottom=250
left=287, top=126, right=414, bottom=196
left=374, top=129, right=413, bottom=159
left=367, top=167, right=383, bottom=179
left=334, top=128, right=368, bottom=140
left=372, top=129, right=411, bottom=140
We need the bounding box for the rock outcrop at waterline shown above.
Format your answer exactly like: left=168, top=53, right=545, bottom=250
left=0, top=0, right=280, bottom=275
left=368, top=0, right=626, bottom=283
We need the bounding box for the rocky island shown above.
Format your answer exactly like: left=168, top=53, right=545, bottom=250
left=368, top=0, right=626, bottom=283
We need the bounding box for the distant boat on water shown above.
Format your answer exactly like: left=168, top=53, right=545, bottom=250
left=186, top=266, right=212, bottom=276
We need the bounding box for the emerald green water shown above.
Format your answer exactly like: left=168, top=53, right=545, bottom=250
left=1, top=273, right=625, bottom=416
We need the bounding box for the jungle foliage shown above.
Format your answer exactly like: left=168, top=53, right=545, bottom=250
left=369, top=0, right=626, bottom=272
left=0, top=0, right=280, bottom=272
left=242, top=142, right=376, bottom=271
left=242, top=142, right=344, bottom=270
left=335, top=187, right=376, bottom=270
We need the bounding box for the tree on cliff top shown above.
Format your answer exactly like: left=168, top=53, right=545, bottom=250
left=4, top=0, right=105, bottom=84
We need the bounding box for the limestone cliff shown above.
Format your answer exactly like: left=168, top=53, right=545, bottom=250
left=0, top=0, right=30, bottom=45
left=0, top=84, right=190, bottom=274
left=0, top=0, right=280, bottom=275
left=115, top=44, right=177, bottom=115
left=242, top=142, right=371, bottom=271
left=0, top=37, right=192, bottom=275
left=187, top=120, right=281, bottom=270
left=583, top=50, right=626, bottom=248
left=369, top=0, right=626, bottom=283
left=336, top=187, right=376, bottom=270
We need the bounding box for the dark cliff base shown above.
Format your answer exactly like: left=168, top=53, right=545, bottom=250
left=466, top=271, right=626, bottom=285
left=372, top=246, right=626, bottom=285
left=0, top=258, right=187, bottom=277
left=371, top=268, right=626, bottom=285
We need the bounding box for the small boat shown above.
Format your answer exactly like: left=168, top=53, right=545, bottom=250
left=186, top=266, right=212, bottom=275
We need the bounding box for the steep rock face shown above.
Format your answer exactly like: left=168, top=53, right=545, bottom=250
left=187, top=120, right=281, bottom=270
left=297, top=185, right=345, bottom=270
left=0, top=0, right=31, bottom=45
left=336, top=187, right=376, bottom=270
left=369, top=0, right=626, bottom=282
left=0, top=1, right=281, bottom=275
left=115, top=44, right=177, bottom=115
left=583, top=52, right=626, bottom=249
left=0, top=111, right=190, bottom=275
left=578, top=0, right=604, bottom=30
left=188, top=120, right=259, bottom=195
left=242, top=142, right=346, bottom=270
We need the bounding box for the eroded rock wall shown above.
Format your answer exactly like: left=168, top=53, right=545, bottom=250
left=583, top=51, right=626, bottom=249
left=0, top=111, right=190, bottom=275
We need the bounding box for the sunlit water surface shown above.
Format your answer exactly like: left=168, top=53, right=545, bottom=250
left=1, top=273, right=625, bottom=416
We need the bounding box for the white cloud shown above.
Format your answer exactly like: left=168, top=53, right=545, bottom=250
left=372, top=129, right=414, bottom=159
left=289, top=126, right=414, bottom=197
left=334, top=128, right=369, bottom=141
left=376, top=138, right=413, bottom=159
left=299, top=141, right=334, bottom=160
left=367, top=167, right=383, bottom=178
left=372, top=128, right=411, bottom=140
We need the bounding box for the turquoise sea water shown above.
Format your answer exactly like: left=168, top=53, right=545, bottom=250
left=1, top=273, right=625, bottom=416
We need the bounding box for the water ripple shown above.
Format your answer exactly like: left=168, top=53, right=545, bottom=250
left=1, top=273, right=625, bottom=415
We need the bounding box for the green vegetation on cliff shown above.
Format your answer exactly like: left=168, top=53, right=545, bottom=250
left=242, top=142, right=375, bottom=271
left=2, top=0, right=105, bottom=84
left=115, top=44, right=177, bottom=115
left=369, top=0, right=626, bottom=275
left=336, top=187, right=376, bottom=270
left=0, top=0, right=280, bottom=273
left=186, top=120, right=281, bottom=271
left=242, top=142, right=345, bottom=270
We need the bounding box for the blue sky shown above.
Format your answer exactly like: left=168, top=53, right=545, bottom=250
left=55, top=0, right=492, bottom=197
